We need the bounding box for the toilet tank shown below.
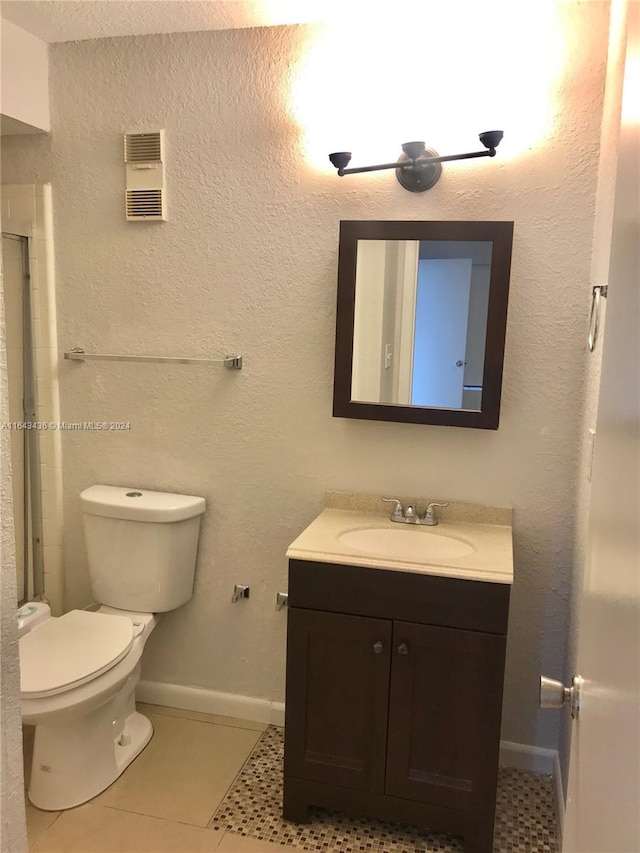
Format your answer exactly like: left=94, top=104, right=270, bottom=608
left=80, top=485, right=206, bottom=613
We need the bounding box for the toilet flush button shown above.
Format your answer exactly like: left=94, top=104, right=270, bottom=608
left=126, top=491, right=143, bottom=497
left=119, top=732, right=132, bottom=746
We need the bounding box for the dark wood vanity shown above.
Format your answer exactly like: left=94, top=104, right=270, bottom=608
left=283, top=558, right=510, bottom=853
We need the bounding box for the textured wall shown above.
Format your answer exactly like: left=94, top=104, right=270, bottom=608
left=0, top=242, right=27, bottom=853
left=0, top=3, right=610, bottom=753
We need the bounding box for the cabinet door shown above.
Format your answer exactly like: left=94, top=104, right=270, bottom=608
left=386, top=621, right=506, bottom=812
left=284, top=608, right=392, bottom=792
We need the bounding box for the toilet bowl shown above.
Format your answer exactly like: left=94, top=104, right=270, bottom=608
left=19, top=485, right=206, bottom=811
left=21, top=606, right=157, bottom=810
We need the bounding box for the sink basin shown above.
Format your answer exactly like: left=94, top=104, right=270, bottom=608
left=338, top=527, right=475, bottom=562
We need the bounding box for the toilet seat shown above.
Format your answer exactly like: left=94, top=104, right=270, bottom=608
left=20, top=610, right=134, bottom=699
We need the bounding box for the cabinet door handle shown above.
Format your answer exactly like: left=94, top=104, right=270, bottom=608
left=397, top=642, right=409, bottom=655
left=373, top=641, right=384, bottom=655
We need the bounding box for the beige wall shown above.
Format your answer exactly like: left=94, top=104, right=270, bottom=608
left=0, top=3, right=612, bottom=754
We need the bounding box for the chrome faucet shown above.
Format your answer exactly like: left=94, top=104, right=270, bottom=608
left=382, top=498, right=449, bottom=525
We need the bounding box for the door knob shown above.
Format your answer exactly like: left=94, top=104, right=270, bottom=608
left=539, top=675, right=583, bottom=719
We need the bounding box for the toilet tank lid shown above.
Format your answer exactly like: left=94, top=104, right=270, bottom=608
left=80, top=485, right=206, bottom=522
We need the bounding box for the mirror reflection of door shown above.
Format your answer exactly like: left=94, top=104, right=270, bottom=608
left=351, top=239, right=492, bottom=411
left=412, top=258, right=472, bottom=408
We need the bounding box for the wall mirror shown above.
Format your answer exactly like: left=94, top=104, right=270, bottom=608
left=333, top=220, right=514, bottom=429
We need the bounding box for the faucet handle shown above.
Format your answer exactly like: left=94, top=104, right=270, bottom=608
left=422, top=501, right=449, bottom=524
left=382, top=497, right=405, bottom=521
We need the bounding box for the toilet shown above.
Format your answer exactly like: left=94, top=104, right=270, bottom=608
left=19, top=485, right=206, bottom=811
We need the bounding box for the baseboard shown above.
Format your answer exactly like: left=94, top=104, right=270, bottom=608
left=500, top=740, right=564, bottom=842
left=137, top=680, right=285, bottom=727
left=499, top=740, right=556, bottom=773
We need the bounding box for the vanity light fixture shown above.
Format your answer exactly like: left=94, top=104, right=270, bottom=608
left=328, top=130, right=504, bottom=192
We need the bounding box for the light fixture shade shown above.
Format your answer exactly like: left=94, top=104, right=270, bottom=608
left=328, top=152, right=352, bottom=170
left=401, top=141, right=426, bottom=160
left=479, top=130, right=504, bottom=150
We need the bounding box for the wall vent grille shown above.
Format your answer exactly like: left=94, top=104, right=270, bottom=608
left=123, top=130, right=166, bottom=221
left=125, top=189, right=164, bottom=220
left=124, top=131, right=163, bottom=163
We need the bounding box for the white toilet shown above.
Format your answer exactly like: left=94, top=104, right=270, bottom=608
left=19, top=484, right=206, bottom=811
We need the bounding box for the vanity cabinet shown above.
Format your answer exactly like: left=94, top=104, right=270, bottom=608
left=283, top=559, right=510, bottom=853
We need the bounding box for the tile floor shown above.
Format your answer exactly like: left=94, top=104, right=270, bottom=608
left=25, top=703, right=284, bottom=852
left=211, top=727, right=558, bottom=853
left=24, top=704, right=558, bottom=853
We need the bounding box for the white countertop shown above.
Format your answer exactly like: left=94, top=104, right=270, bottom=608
left=287, top=507, right=514, bottom=585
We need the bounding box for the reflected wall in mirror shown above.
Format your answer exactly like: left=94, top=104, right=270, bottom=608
left=333, top=221, right=514, bottom=429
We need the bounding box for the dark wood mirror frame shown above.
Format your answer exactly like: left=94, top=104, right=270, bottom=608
left=333, top=220, right=514, bottom=429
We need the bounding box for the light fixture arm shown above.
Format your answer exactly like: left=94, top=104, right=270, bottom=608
left=329, top=131, right=504, bottom=192
left=335, top=158, right=414, bottom=177
left=336, top=146, right=496, bottom=177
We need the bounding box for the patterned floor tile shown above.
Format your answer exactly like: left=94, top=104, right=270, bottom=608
left=210, top=727, right=558, bottom=853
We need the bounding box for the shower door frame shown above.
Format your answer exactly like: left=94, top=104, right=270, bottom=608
left=2, top=231, right=45, bottom=604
